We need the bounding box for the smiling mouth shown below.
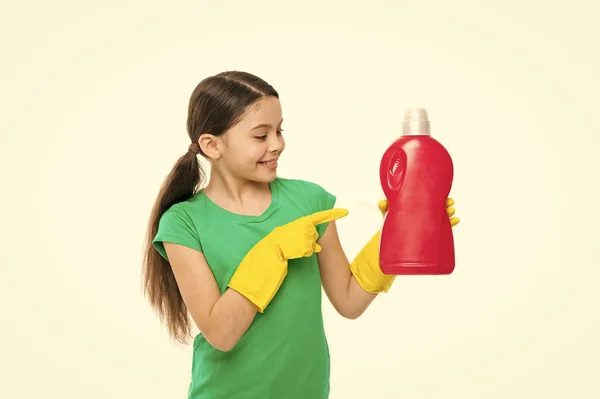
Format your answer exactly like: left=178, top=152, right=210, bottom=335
left=259, top=158, right=278, bottom=169
left=259, top=159, right=277, bottom=165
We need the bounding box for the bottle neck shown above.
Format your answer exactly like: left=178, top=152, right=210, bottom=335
left=402, top=119, right=431, bottom=136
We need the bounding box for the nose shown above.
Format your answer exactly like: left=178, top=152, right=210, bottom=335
left=268, top=133, right=284, bottom=153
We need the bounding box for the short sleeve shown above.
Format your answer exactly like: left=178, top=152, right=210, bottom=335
left=303, top=181, right=337, bottom=239
left=152, top=205, right=203, bottom=261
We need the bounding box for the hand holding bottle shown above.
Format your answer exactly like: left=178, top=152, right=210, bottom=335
left=378, top=198, right=460, bottom=226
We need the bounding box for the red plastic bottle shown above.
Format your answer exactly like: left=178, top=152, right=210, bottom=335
left=379, top=107, right=455, bottom=275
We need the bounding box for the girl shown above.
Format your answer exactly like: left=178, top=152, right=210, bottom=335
left=142, top=71, right=459, bottom=398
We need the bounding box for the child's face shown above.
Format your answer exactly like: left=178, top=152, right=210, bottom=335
left=219, top=96, right=285, bottom=183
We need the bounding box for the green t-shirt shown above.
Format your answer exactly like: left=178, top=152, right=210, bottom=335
left=152, top=177, right=337, bottom=399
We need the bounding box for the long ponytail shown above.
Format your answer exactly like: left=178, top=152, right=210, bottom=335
left=142, top=150, right=204, bottom=343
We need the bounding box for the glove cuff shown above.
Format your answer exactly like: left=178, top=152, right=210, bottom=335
left=350, top=230, right=396, bottom=294
left=227, top=234, right=288, bottom=313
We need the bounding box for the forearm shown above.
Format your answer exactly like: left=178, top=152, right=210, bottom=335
left=343, top=273, right=379, bottom=318
left=199, top=289, right=258, bottom=352
left=163, top=242, right=262, bottom=352
left=319, top=255, right=379, bottom=319
left=318, top=222, right=395, bottom=319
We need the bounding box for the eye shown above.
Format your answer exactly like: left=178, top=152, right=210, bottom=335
left=255, top=135, right=267, bottom=141
left=277, top=129, right=284, bottom=135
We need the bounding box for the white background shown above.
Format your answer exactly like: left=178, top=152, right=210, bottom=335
left=2, top=1, right=599, bottom=398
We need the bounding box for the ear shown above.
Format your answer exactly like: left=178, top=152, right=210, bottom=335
left=199, top=134, right=222, bottom=159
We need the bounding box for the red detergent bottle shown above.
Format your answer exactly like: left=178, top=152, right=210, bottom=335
left=379, top=107, right=455, bottom=275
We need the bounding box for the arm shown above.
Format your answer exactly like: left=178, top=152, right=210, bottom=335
left=160, top=207, right=348, bottom=351
left=164, top=242, right=258, bottom=352
left=316, top=221, right=379, bottom=319
left=317, top=197, right=461, bottom=319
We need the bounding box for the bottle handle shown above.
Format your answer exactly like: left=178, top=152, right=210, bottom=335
left=379, top=144, right=407, bottom=201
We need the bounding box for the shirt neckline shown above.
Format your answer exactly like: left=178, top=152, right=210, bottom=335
left=198, top=179, right=280, bottom=223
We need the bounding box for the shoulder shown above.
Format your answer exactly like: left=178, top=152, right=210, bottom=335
left=157, top=198, right=199, bottom=231
left=153, top=196, right=204, bottom=260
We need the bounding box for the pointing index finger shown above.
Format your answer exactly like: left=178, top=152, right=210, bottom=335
left=307, top=208, right=349, bottom=225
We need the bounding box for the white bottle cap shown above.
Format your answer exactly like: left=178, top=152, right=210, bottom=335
left=402, top=107, right=431, bottom=136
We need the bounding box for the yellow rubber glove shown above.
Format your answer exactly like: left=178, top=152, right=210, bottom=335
left=350, top=198, right=460, bottom=294
left=444, top=197, right=461, bottom=227
left=228, top=208, right=349, bottom=312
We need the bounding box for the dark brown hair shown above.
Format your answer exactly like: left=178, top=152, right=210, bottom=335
left=142, top=71, right=279, bottom=343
